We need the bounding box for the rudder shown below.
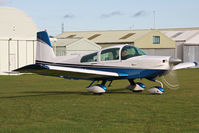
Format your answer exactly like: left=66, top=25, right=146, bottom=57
left=36, top=31, right=55, bottom=62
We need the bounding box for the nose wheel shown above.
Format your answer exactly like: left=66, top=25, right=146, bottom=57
left=148, top=80, right=165, bottom=94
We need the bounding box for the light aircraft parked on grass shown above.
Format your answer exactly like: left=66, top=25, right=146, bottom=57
left=15, top=31, right=197, bottom=94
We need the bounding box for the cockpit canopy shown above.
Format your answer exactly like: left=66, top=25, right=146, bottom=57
left=80, top=45, right=146, bottom=63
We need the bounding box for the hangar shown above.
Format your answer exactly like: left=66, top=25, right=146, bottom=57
left=0, top=7, right=38, bottom=74
left=162, top=28, right=199, bottom=63
left=50, top=37, right=101, bottom=56
left=57, top=30, right=176, bottom=57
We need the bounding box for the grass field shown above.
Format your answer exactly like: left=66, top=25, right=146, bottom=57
left=0, top=69, right=199, bottom=133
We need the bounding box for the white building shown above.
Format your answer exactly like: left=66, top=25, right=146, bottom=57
left=0, top=7, right=38, bottom=74
left=51, top=37, right=101, bottom=56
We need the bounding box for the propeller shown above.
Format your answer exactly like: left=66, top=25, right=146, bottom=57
left=161, top=70, right=179, bottom=90
left=161, top=57, right=181, bottom=90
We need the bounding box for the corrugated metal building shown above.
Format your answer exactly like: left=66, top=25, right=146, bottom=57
left=0, top=7, right=38, bottom=74
left=162, top=29, right=199, bottom=63
left=51, top=38, right=101, bottom=56
left=57, top=30, right=176, bottom=57
left=183, top=32, right=199, bottom=63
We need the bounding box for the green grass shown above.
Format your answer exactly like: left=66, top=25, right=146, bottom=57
left=0, top=69, right=199, bottom=133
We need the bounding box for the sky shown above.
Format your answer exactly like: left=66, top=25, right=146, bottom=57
left=1, top=0, right=199, bottom=36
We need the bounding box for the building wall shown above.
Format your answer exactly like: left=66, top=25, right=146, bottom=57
left=55, top=46, right=66, bottom=56
left=0, top=40, right=36, bottom=73
left=142, top=48, right=175, bottom=57
left=0, top=41, right=8, bottom=72
left=183, top=45, right=199, bottom=64
left=176, top=42, right=185, bottom=60
left=135, top=30, right=176, bottom=49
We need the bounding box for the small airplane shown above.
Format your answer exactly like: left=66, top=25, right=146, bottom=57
left=15, top=31, right=198, bottom=94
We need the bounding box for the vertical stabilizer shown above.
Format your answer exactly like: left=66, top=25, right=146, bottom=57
left=36, top=31, right=55, bottom=62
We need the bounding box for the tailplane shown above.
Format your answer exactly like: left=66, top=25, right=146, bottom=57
left=36, top=31, right=55, bottom=62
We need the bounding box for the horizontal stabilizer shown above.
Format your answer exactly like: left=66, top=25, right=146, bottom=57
left=172, top=62, right=198, bottom=70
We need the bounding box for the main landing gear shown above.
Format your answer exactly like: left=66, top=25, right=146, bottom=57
left=126, top=79, right=146, bottom=92
left=86, top=80, right=108, bottom=94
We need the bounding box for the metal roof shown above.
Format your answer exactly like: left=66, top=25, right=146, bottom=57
left=161, top=30, right=199, bottom=42
left=51, top=38, right=81, bottom=46
left=51, top=37, right=101, bottom=49
left=185, top=33, right=199, bottom=44
left=56, top=30, right=151, bottom=43
left=0, top=7, right=38, bottom=40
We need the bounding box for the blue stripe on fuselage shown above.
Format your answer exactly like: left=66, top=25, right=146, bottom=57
left=84, top=67, right=166, bottom=80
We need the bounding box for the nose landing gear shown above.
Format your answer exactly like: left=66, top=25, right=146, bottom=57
left=147, top=80, right=165, bottom=95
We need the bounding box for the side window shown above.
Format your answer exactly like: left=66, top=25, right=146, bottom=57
left=121, top=45, right=145, bottom=60
left=101, top=48, right=119, bottom=61
left=80, top=52, right=97, bottom=63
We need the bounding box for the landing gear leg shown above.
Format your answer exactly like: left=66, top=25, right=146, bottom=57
left=128, top=79, right=136, bottom=86
left=126, top=79, right=135, bottom=90
left=101, top=80, right=107, bottom=86
left=155, top=80, right=163, bottom=88
left=126, top=79, right=145, bottom=92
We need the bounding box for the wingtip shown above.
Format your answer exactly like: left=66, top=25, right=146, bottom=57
left=194, top=62, right=198, bottom=66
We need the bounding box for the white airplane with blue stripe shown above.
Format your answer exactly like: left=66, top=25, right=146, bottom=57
left=15, top=31, right=198, bottom=94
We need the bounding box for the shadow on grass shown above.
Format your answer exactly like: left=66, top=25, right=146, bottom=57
left=0, top=88, right=150, bottom=99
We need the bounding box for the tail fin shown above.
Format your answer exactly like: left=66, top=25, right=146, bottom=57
left=36, top=31, right=56, bottom=62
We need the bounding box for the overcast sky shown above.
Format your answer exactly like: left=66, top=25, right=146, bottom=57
left=1, top=0, right=199, bottom=35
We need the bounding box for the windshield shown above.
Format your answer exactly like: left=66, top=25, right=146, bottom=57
left=121, top=45, right=145, bottom=60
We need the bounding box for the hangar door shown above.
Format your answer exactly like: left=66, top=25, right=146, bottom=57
left=0, top=40, right=36, bottom=73
left=183, top=45, right=199, bottom=64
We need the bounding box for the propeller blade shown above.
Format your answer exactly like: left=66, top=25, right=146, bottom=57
left=161, top=70, right=179, bottom=90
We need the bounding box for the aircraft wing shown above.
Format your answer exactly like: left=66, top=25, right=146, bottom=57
left=14, top=64, right=128, bottom=80
left=172, top=62, right=198, bottom=70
